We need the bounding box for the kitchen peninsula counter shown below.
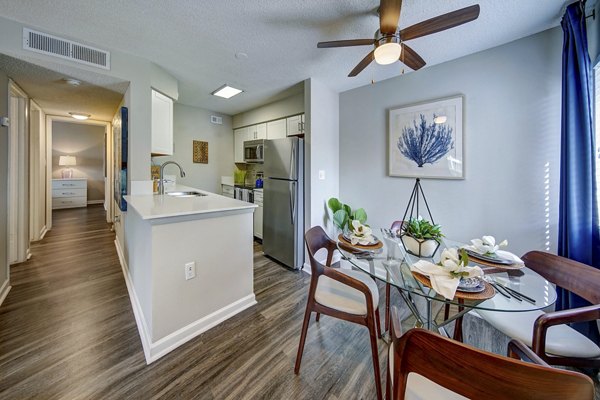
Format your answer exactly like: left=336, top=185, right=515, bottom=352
left=118, top=185, right=256, bottom=363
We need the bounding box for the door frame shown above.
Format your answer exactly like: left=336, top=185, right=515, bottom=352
left=29, top=100, right=47, bottom=241
left=45, top=116, right=113, bottom=229
left=8, top=80, right=30, bottom=264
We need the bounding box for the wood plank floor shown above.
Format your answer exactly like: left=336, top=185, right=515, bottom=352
left=1, top=205, right=598, bottom=399
left=0, top=205, right=389, bottom=399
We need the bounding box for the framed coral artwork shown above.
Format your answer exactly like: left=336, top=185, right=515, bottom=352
left=388, top=95, right=464, bottom=179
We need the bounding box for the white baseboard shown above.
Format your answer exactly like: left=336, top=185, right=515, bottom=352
left=0, top=279, right=12, bottom=307
left=114, top=239, right=257, bottom=364
left=114, top=239, right=153, bottom=363
left=87, top=200, right=104, bottom=205
left=39, top=225, right=48, bottom=240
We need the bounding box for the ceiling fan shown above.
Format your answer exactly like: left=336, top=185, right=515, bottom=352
left=317, top=0, right=480, bottom=77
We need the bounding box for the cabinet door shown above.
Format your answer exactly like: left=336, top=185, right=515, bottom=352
left=266, top=119, right=287, bottom=139
left=300, top=114, right=305, bottom=134
left=286, top=115, right=302, bottom=137
left=234, top=127, right=249, bottom=163
left=151, top=89, right=174, bottom=155
left=253, top=205, right=263, bottom=239
left=256, top=123, right=267, bottom=139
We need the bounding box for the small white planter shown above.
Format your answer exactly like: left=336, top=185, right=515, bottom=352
left=402, top=235, right=439, bottom=258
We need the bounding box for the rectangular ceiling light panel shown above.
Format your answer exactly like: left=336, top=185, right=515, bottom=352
left=212, top=84, right=242, bottom=99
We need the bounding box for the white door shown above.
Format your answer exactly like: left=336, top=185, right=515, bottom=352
left=8, top=97, right=18, bottom=263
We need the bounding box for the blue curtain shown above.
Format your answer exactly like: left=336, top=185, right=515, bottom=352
left=557, top=1, right=600, bottom=343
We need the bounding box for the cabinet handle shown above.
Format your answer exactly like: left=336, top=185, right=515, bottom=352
left=298, top=122, right=301, bottom=132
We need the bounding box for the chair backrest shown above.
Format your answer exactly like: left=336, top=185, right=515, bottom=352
left=390, top=220, right=405, bottom=234
left=521, top=251, right=600, bottom=304
left=390, top=328, right=594, bottom=400
left=304, top=226, right=336, bottom=276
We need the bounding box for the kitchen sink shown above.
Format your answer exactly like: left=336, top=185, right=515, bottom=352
left=166, top=191, right=207, bottom=198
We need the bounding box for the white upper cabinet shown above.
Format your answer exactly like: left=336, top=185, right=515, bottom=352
left=266, top=119, right=287, bottom=139
left=151, top=89, right=174, bottom=156
left=234, top=127, right=250, bottom=163
left=248, top=123, right=267, bottom=140
left=286, top=114, right=304, bottom=137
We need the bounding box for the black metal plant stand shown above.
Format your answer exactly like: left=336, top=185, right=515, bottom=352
left=399, top=178, right=441, bottom=258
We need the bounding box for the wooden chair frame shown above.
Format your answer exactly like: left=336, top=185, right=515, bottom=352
left=386, top=307, right=594, bottom=400
left=521, top=251, right=600, bottom=368
left=295, top=226, right=383, bottom=400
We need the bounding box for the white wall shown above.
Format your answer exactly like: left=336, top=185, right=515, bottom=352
left=339, top=28, right=562, bottom=256
left=232, top=92, right=304, bottom=129
left=304, top=79, right=340, bottom=237
left=52, top=121, right=105, bottom=201
left=152, top=104, right=233, bottom=193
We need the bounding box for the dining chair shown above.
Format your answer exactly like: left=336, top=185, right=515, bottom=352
left=386, top=307, right=595, bottom=400
left=477, top=251, right=600, bottom=369
left=295, top=226, right=383, bottom=400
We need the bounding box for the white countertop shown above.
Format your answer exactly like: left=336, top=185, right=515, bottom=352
left=124, top=184, right=256, bottom=220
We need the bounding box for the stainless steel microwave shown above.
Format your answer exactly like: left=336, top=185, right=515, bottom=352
left=244, top=139, right=264, bottom=163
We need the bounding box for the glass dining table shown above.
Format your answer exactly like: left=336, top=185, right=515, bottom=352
left=336, top=229, right=557, bottom=339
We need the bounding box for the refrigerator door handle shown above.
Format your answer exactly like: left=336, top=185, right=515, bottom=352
left=290, top=139, right=296, bottom=180
left=290, top=181, right=296, bottom=225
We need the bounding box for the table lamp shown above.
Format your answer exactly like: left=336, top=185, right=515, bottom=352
left=59, top=155, right=76, bottom=178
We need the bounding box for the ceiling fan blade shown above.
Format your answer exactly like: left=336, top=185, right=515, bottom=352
left=317, top=39, right=375, bottom=48
left=379, top=0, right=403, bottom=34
left=400, top=4, right=480, bottom=41
left=348, top=50, right=375, bottom=77
left=400, top=43, right=426, bottom=71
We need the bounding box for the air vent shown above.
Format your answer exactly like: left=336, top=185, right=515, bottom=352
left=23, top=28, right=110, bottom=70
left=210, top=115, right=223, bottom=125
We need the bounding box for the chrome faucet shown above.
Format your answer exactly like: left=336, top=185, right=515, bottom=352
left=158, top=161, right=186, bottom=195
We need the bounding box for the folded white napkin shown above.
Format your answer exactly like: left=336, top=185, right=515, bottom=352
left=495, top=250, right=524, bottom=266
left=410, top=260, right=483, bottom=300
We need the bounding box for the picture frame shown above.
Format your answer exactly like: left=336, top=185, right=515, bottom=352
left=388, top=95, right=464, bottom=179
left=193, top=140, right=208, bottom=164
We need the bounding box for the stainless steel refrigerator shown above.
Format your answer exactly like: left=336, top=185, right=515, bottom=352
left=263, top=137, right=304, bottom=269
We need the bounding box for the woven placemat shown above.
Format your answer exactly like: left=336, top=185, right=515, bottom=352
left=411, top=272, right=496, bottom=301
left=467, top=253, right=524, bottom=270
left=338, top=234, right=383, bottom=251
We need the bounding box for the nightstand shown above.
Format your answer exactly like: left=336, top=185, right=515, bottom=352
left=52, top=178, right=87, bottom=209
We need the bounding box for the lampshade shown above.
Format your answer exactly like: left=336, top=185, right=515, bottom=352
left=59, top=155, right=77, bottom=166
left=374, top=42, right=402, bottom=65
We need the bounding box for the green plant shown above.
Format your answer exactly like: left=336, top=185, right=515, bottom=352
left=327, top=198, right=367, bottom=231
left=405, top=218, right=444, bottom=241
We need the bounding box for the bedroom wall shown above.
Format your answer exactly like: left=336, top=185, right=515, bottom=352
left=339, top=27, right=563, bottom=256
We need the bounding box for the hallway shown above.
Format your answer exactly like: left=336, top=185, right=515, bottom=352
left=0, top=205, right=144, bottom=398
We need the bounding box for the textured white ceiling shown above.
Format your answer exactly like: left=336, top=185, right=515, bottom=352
left=0, top=0, right=567, bottom=115
left=0, top=53, right=128, bottom=121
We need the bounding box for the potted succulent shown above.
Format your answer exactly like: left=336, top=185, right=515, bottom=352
left=401, top=217, right=443, bottom=258
left=327, top=197, right=367, bottom=233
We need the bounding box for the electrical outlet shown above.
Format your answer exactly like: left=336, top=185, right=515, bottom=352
left=184, top=262, right=196, bottom=280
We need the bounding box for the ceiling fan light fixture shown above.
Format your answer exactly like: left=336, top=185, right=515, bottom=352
left=374, top=34, right=401, bottom=65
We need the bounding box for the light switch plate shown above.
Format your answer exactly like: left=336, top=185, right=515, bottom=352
left=185, top=261, right=196, bottom=280
left=318, top=170, right=325, bottom=180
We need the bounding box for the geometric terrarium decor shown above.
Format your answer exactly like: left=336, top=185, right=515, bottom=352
left=399, top=179, right=443, bottom=258
left=389, top=95, right=464, bottom=179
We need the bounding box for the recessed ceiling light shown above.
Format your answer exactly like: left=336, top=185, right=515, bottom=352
left=64, top=78, right=81, bottom=86
left=69, top=112, right=91, bottom=120
left=211, top=84, right=243, bottom=99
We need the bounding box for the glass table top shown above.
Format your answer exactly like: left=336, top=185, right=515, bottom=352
left=336, top=229, right=557, bottom=312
